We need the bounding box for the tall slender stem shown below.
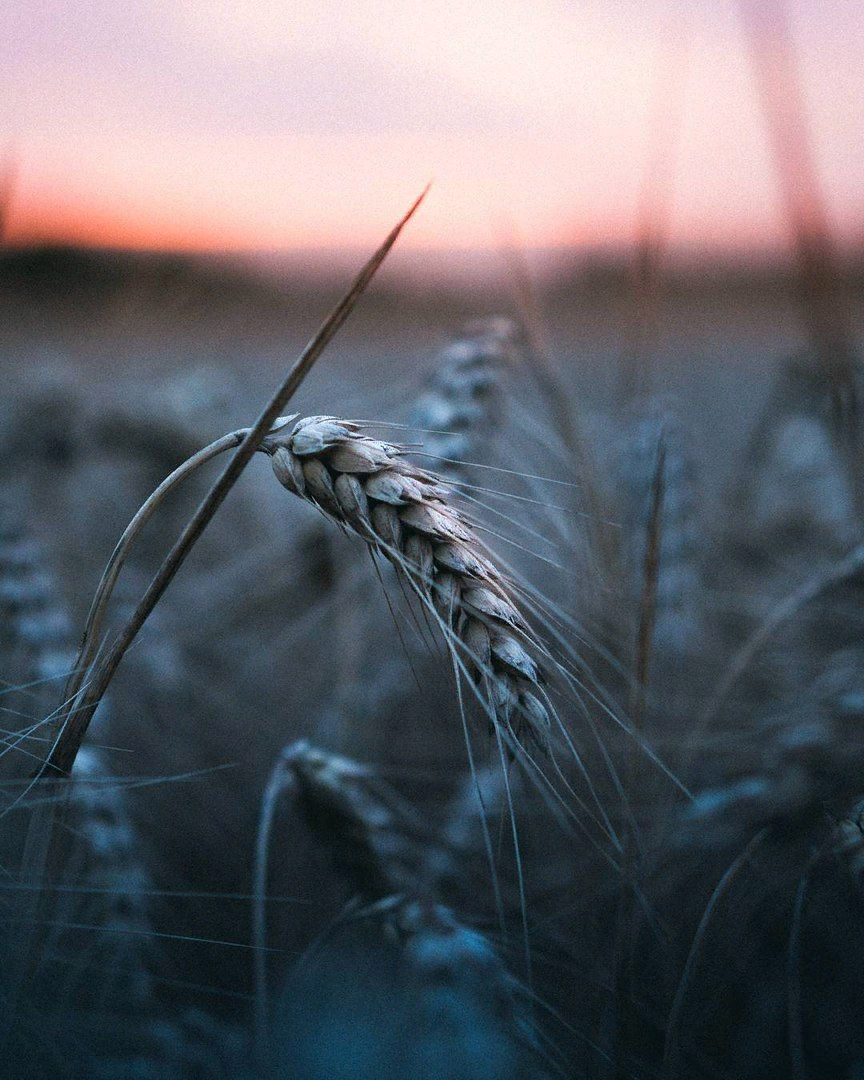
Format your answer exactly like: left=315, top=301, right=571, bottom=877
left=39, top=186, right=428, bottom=779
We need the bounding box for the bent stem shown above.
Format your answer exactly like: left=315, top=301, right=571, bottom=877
left=629, top=435, right=666, bottom=737
left=252, top=748, right=297, bottom=1066
left=65, top=429, right=250, bottom=706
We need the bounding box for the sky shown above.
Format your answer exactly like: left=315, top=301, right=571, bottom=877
left=1, top=0, right=862, bottom=256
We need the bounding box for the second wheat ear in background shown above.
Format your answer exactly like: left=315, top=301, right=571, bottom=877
left=261, top=415, right=552, bottom=751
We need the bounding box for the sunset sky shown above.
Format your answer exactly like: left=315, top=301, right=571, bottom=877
left=1, top=0, right=861, bottom=256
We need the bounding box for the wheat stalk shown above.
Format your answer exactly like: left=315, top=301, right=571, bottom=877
left=260, top=415, right=552, bottom=749
left=410, top=317, right=517, bottom=474
left=260, top=741, right=540, bottom=1074
left=253, top=738, right=454, bottom=1052
left=38, top=187, right=428, bottom=781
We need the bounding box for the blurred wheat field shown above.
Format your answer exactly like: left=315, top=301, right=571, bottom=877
left=2, top=243, right=864, bottom=1078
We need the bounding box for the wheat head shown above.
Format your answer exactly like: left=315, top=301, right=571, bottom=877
left=261, top=415, right=552, bottom=751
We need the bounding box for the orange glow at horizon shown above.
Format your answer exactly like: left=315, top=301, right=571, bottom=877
left=5, top=196, right=327, bottom=254
left=1, top=1, right=861, bottom=260
left=6, top=194, right=831, bottom=261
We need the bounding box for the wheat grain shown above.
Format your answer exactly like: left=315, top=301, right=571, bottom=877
left=261, top=415, right=552, bottom=750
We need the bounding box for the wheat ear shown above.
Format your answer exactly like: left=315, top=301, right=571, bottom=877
left=410, top=317, right=517, bottom=473
left=260, top=415, right=552, bottom=749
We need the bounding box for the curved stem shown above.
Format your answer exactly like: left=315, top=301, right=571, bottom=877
left=663, top=828, right=766, bottom=1074
left=701, top=538, right=864, bottom=731
left=64, top=430, right=247, bottom=707
left=253, top=749, right=296, bottom=1066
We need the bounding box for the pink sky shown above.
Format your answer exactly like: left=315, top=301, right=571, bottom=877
left=1, top=0, right=861, bottom=255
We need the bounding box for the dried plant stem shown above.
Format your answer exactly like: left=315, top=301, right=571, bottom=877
left=629, top=436, right=666, bottom=733
left=253, top=748, right=294, bottom=1064
left=39, top=185, right=428, bottom=781
left=502, top=237, right=614, bottom=586
left=662, top=828, right=767, bottom=1074
left=65, top=430, right=248, bottom=707
left=501, top=238, right=576, bottom=453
